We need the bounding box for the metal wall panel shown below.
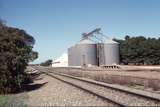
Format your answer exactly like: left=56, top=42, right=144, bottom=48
left=68, top=46, right=78, bottom=66
left=98, top=43, right=119, bottom=66
left=68, top=47, right=73, bottom=66
left=68, top=39, right=119, bottom=67
left=75, top=44, right=97, bottom=66
left=68, top=39, right=97, bottom=66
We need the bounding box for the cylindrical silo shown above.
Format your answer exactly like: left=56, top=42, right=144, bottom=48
left=68, top=39, right=97, bottom=66
left=68, top=46, right=75, bottom=66
left=98, top=39, right=119, bottom=66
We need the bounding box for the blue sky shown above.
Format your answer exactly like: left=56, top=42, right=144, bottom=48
left=1, top=0, right=160, bottom=64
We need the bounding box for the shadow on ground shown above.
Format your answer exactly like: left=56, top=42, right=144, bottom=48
left=21, top=72, right=48, bottom=92
left=22, top=82, right=48, bottom=92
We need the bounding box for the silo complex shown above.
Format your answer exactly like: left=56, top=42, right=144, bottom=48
left=97, top=39, right=119, bottom=66
left=68, top=39, right=97, bottom=66
left=68, top=28, right=119, bottom=67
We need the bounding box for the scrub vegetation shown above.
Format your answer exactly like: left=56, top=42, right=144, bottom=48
left=0, top=20, right=38, bottom=94
left=114, top=36, right=160, bottom=65
left=40, top=59, right=52, bottom=66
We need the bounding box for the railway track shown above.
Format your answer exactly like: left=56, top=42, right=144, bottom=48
left=33, top=67, right=160, bottom=106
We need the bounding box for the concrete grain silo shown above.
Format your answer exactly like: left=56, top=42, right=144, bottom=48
left=68, top=39, right=97, bottom=66
left=97, top=39, right=119, bottom=66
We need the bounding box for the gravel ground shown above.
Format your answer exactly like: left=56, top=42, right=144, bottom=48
left=52, top=73, right=160, bottom=106
left=27, top=73, right=115, bottom=106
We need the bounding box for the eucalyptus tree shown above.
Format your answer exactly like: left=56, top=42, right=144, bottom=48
left=0, top=20, right=38, bottom=93
left=114, top=36, right=160, bottom=65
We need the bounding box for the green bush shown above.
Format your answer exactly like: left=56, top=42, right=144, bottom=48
left=114, top=36, right=160, bottom=65
left=40, top=59, right=52, bottom=66
left=0, top=20, right=38, bottom=94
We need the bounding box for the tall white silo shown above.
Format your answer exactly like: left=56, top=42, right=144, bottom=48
left=76, top=39, right=97, bottom=66
left=68, top=46, right=75, bottom=66
left=98, top=39, right=119, bottom=66
left=68, top=39, right=97, bottom=66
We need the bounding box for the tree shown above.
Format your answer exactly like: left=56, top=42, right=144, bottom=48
left=29, top=51, right=38, bottom=62
left=0, top=20, right=38, bottom=93
left=114, top=35, right=160, bottom=65
left=40, top=59, right=52, bottom=66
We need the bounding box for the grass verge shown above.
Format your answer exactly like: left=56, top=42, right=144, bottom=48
left=0, top=92, right=28, bottom=107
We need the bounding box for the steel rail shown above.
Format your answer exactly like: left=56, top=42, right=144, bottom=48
left=33, top=67, right=160, bottom=106
left=52, top=71, right=160, bottom=102
left=38, top=69, right=127, bottom=107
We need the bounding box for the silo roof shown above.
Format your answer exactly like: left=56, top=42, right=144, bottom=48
left=76, top=39, right=95, bottom=44
left=102, top=38, right=118, bottom=44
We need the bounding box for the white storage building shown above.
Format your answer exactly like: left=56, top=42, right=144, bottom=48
left=52, top=53, right=68, bottom=67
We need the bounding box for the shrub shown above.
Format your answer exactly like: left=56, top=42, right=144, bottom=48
left=0, top=20, right=38, bottom=94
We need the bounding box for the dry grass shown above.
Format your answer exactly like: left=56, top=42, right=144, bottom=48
left=55, top=68, right=160, bottom=91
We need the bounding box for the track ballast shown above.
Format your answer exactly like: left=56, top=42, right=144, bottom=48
left=34, top=66, right=160, bottom=107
